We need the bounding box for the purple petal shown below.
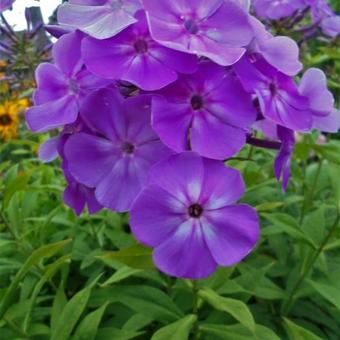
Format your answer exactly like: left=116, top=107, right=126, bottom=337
left=64, top=132, right=120, bottom=187
left=147, top=152, right=205, bottom=203
left=321, top=16, right=340, bottom=37
left=199, top=159, right=245, bottom=209
left=57, top=2, right=137, bottom=39
left=130, top=184, right=186, bottom=247
left=52, top=31, right=83, bottom=77
left=299, top=68, right=334, bottom=113
left=200, top=0, right=253, bottom=46
left=190, top=113, right=247, bottom=160
left=39, top=137, right=60, bottom=163
left=33, top=63, right=68, bottom=105
left=152, top=96, right=192, bottom=152
left=203, top=204, right=259, bottom=266
left=260, top=36, right=302, bottom=76
left=313, top=109, right=340, bottom=133
left=153, top=219, right=217, bottom=279
left=95, top=156, right=147, bottom=211
left=26, top=95, right=78, bottom=132
left=80, top=88, right=125, bottom=142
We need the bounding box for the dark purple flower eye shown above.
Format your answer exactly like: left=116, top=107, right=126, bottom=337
left=121, top=141, right=135, bottom=154
left=190, top=95, right=204, bottom=111
left=133, top=39, right=148, bottom=54
left=188, top=203, right=203, bottom=218
left=184, top=19, right=199, bottom=34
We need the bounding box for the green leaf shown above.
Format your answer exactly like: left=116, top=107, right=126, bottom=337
left=51, top=285, right=92, bottom=340
left=74, top=303, right=108, bottom=340
left=0, top=239, right=72, bottom=319
left=307, top=280, right=340, bottom=310
left=23, top=255, right=71, bottom=332
left=98, top=244, right=154, bottom=269
left=90, top=285, right=183, bottom=322
left=262, top=213, right=316, bottom=248
left=3, top=172, right=30, bottom=208
left=328, top=162, right=340, bottom=207
left=199, top=288, right=255, bottom=332
left=51, top=283, right=68, bottom=332
left=283, top=318, right=323, bottom=340
left=255, top=202, right=284, bottom=212
left=200, top=323, right=281, bottom=340
left=100, top=266, right=143, bottom=286
left=301, top=207, right=325, bottom=245
left=95, top=327, right=143, bottom=340
left=151, top=315, right=197, bottom=340
left=313, top=142, right=340, bottom=165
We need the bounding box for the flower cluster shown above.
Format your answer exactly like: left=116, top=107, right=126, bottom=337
left=253, top=0, right=340, bottom=38
left=26, top=0, right=340, bottom=279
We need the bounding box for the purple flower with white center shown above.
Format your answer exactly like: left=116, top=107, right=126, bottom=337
left=299, top=68, right=340, bottom=132
left=130, top=152, right=259, bottom=279
left=57, top=0, right=141, bottom=40
left=26, top=31, right=111, bottom=132
left=253, top=0, right=305, bottom=20
left=234, top=56, right=313, bottom=132
left=152, top=62, right=257, bottom=160
left=64, top=88, right=173, bottom=212
left=82, top=11, right=198, bottom=91
left=249, top=17, right=302, bottom=76
left=142, top=0, right=254, bottom=66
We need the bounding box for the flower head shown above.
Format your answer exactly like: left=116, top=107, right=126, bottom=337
left=130, top=152, right=259, bottom=279
left=26, top=31, right=110, bottom=132
left=143, top=0, right=254, bottom=66
left=64, top=88, right=173, bottom=212
left=152, top=62, right=256, bottom=160
left=234, top=56, right=313, bottom=131
left=82, top=11, right=198, bottom=90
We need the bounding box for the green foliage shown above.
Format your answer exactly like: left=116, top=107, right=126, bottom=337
left=1, top=133, right=339, bottom=339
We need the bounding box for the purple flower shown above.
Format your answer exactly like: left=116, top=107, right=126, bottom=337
left=130, top=152, right=259, bottom=279
left=0, top=0, right=14, bottom=12
left=274, top=126, right=295, bottom=190
left=64, top=88, right=173, bottom=212
left=234, top=56, right=313, bottom=131
left=57, top=0, right=141, bottom=39
left=26, top=31, right=110, bottom=132
left=253, top=0, right=305, bottom=20
left=249, top=17, right=302, bottom=75
left=320, top=15, right=340, bottom=37
left=299, top=68, right=340, bottom=132
left=142, top=0, right=254, bottom=66
left=64, top=180, right=103, bottom=216
left=82, top=11, right=198, bottom=91
left=307, top=0, right=340, bottom=37
left=152, top=62, right=256, bottom=160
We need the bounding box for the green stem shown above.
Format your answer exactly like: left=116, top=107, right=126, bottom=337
left=282, top=210, right=340, bottom=315
left=299, top=160, right=323, bottom=224
left=192, top=280, right=199, bottom=340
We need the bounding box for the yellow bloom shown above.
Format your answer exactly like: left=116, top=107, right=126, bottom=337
left=0, top=99, right=27, bottom=141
